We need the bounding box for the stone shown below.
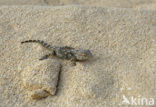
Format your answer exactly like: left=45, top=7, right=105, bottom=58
left=20, top=59, right=61, bottom=99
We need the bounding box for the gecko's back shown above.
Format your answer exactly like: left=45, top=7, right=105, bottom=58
left=21, top=40, right=92, bottom=65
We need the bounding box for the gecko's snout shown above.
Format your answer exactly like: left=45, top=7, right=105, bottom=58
left=76, top=49, right=92, bottom=60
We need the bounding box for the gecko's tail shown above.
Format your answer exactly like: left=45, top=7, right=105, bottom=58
left=21, top=40, right=54, bottom=50
left=21, top=40, right=41, bottom=44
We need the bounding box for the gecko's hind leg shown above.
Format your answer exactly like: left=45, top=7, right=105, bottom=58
left=39, top=51, right=55, bottom=60
left=71, top=61, right=76, bottom=66
left=70, top=58, right=76, bottom=66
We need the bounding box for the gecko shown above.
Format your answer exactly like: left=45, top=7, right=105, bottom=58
left=21, top=40, right=92, bottom=65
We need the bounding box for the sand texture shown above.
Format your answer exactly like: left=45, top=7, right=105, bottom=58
left=0, top=0, right=156, bottom=8
left=0, top=6, right=155, bottom=106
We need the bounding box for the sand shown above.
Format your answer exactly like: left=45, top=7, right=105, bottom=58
left=0, top=1, right=155, bottom=107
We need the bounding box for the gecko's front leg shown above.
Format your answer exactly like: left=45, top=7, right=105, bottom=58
left=39, top=51, right=55, bottom=60
left=70, top=58, right=76, bottom=66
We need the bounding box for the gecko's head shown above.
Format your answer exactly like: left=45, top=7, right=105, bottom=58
left=76, top=49, right=92, bottom=61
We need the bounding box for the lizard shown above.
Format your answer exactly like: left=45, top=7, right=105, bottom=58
left=21, top=40, right=92, bottom=65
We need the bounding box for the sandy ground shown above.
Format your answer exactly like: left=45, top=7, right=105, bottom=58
left=0, top=0, right=156, bottom=8
left=0, top=1, right=156, bottom=107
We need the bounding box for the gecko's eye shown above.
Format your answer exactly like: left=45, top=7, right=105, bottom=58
left=82, top=53, right=86, bottom=56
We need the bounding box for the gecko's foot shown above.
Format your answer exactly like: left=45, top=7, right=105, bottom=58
left=39, top=54, right=51, bottom=60
left=39, top=57, right=48, bottom=60
left=39, top=58, right=46, bottom=60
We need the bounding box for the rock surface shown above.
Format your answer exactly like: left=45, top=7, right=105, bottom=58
left=0, top=6, right=155, bottom=106
left=19, top=58, right=61, bottom=99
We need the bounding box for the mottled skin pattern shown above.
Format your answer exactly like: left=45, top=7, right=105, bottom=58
left=21, top=40, right=92, bottom=65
